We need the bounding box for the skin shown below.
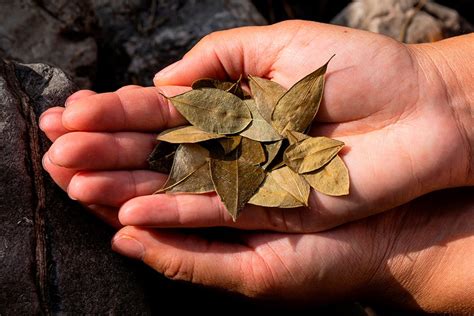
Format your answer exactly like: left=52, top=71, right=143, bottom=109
left=39, top=21, right=474, bottom=312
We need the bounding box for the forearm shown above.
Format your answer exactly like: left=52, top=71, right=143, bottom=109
left=410, top=34, right=474, bottom=185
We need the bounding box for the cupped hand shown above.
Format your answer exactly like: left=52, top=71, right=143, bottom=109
left=40, top=20, right=471, bottom=232
left=110, top=188, right=473, bottom=313
left=40, top=98, right=474, bottom=312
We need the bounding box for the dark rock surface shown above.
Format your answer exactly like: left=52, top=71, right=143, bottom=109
left=0, top=60, right=150, bottom=314
left=0, top=0, right=265, bottom=91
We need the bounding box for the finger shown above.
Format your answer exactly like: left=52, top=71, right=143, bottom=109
left=48, top=132, right=156, bottom=170
left=42, top=151, right=76, bottom=191
left=65, top=90, right=97, bottom=107
left=40, top=89, right=99, bottom=141
left=68, top=170, right=167, bottom=207
left=115, top=85, right=143, bottom=92
left=39, top=107, right=69, bottom=142
left=153, top=24, right=286, bottom=86
left=62, top=86, right=187, bottom=132
left=118, top=193, right=312, bottom=233
left=154, top=20, right=413, bottom=125
left=111, top=226, right=257, bottom=293
left=86, top=204, right=122, bottom=229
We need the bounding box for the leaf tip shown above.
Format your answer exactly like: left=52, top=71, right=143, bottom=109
left=158, top=92, right=170, bottom=100
left=327, top=54, right=336, bottom=64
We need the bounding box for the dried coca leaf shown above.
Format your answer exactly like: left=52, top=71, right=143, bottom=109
left=167, top=162, right=214, bottom=193
left=240, top=137, right=266, bottom=165
left=210, top=150, right=266, bottom=221
left=261, top=140, right=283, bottom=170
left=148, top=141, right=178, bottom=173
left=286, top=130, right=309, bottom=145
left=192, top=76, right=244, bottom=99
left=248, top=75, right=286, bottom=123
left=240, top=99, right=282, bottom=142
left=158, top=144, right=209, bottom=192
left=272, top=166, right=310, bottom=206
left=218, top=136, right=242, bottom=154
left=165, top=89, right=252, bottom=134
left=151, top=59, right=350, bottom=219
left=249, top=171, right=304, bottom=208
left=157, top=125, right=225, bottom=143
left=303, top=155, right=349, bottom=196
left=191, top=78, right=234, bottom=90
left=226, top=75, right=244, bottom=99
left=284, top=137, right=344, bottom=173
left=272, top=56, right=334, bottom=134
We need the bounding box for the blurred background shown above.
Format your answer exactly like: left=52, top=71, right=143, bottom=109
left=1, top=0, right=472, bottom=91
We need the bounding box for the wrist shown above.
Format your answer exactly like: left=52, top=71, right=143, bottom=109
left=408, top=35, right=474, bottom=186
left=362, top=190, right=474, bottom=313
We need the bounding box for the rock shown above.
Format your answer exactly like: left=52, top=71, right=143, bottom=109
left=0, top=0, right=266, bottom=90
left=91, top=0, right=266, bottom=90
left=0, top=1, right=97, bottom=89
left=0, top=60, right=150, bottom=314
left=331, top=0, right=474, bottom=43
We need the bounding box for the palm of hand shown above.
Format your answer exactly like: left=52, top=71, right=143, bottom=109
left=259, top=22, right=465, bottom=229
left=121, top=188, right=471, bottom=307
left=41, top=21, right=465, bottom=233
left=151, top=21, right=465, bottom=230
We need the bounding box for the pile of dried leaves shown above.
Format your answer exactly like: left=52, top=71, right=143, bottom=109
left=148, top=56, right=349, bottom=221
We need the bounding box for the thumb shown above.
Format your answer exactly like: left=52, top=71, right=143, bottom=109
left=153, top=24, right=281, bottom=86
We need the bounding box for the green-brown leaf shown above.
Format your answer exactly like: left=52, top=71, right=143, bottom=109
left=210, top=150, right=266, bottom=221
left=240, top=137, right=266, bottom=165
left=271, top=166, right=310, bottom=206
left=167, top=162, right=214, bottom=194
left=249, top=171, right=304, bottom=208
left=192, top=77, right=244, bottom=99
left=303, top=155, right=349, bottom=196
left=167, top=89, right=252, bottom=134
left=240, top=99, right=282, bottom=142
left=218, top=136, right=242, bottom=154
left=157, top=125, right=225, bottom=143
left=286, top=130, right=309, bottom=145
left=271, top=56, right=333, bottom=134
left=248, top=75, right=286, bottom=123
left=158, top=144, right=209, bottom=192
left=284, top=137, right=344, bottom=173
left=261, top=140, right=284, bottom=170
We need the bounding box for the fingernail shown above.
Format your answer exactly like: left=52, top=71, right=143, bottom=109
left=154, top=60, right=181, bottom=81
left=38, top=114, right=46, bottom=131
left=42, top=152, right=49, bottom=171
left=67, top=191, right=78, bottom=201
left=39, top=111, right=54, bottom=131
left=112, top=235, right=144, bottom=260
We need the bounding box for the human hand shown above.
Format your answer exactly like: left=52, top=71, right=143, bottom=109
left=41, top=20, right=472, bottom=232
left=39, top=104, right=474, bottom=313
left=109, top=188, right=473, bottom=314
